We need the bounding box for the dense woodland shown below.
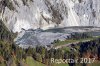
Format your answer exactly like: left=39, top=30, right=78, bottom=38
left=0, top=20, right=100, bottom=66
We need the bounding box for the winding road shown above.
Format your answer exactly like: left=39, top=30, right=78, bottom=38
left=54, top=39, right=93, bottom=49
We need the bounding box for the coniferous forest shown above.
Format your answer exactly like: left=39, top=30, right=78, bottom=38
left=0, top=20, right=100, bottom=66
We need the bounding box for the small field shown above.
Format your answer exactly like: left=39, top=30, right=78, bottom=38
left=25, top=56, right=70, bottom=66
left=26, top=57, right=45, bottom=66
left=54, top=37, right=96, bottom=47
left=51, top=63, right=69, bottom=66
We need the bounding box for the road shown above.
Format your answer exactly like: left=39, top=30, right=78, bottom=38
left=54, top=39, right=92, bottom=49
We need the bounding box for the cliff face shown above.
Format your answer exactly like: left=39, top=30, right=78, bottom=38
left=0, top=0, right=100, bottom=32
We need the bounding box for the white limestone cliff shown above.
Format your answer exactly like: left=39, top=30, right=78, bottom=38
left=0, top=0, right=100, bottom=32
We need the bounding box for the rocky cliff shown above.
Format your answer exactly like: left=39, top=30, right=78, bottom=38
left=0, top=0, right=100, bottom=32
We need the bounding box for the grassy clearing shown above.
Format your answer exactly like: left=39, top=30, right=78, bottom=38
left=52, top=63, right=69, bottom=66
left=26, top=57, right=45, bottom=66
left=25, top=56, right=70, bottom=66
left=54, top=37, right=95, bottom=47
left=0, top=62, right=6, bottom=66
left=61, top=47, right=70, bottom=52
